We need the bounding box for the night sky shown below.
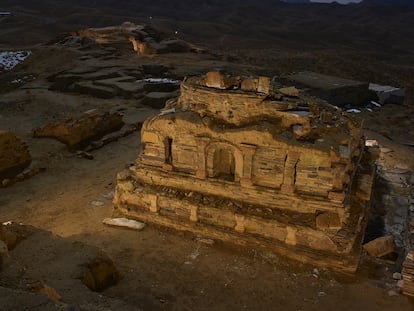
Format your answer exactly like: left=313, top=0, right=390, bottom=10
left=311, top=0, right=362, bottom=3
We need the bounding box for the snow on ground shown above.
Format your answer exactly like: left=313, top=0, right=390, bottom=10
left=0, top=51, right=32, bottom=71
left=137, top=78, right=180, bottom=84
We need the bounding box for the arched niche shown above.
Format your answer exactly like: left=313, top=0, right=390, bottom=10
left=206, top=142, right=243, bottom=182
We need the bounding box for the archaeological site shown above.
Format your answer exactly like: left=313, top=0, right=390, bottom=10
left=114, top=71, right=376, bottom=273
left=1, top=1, right=414, bottom=309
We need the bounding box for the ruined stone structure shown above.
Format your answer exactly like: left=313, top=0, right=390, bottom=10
left=70, top=22, right=201, bottom=56
left=114, top=71, right=376, bottom=273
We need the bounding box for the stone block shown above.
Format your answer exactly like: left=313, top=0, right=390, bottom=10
left=285, top=226, right=297, bottom=246
left=363, top=236, right=395, bottom=258
left=241, top=78, right=258, bottom=92
left=257, top=76, right=271, bottom=94
left=328, top=191, right=345, bottom=202
left=315, top=211, right=341, bottom=230
left=279, top=86, right=300, bottom=97
left=205, top=71, right=238, bottom=90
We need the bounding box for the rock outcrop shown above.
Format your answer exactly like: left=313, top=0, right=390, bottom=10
left=33, top=111, right=124, bottom=150
left=0, top=131, right=31, bottom=179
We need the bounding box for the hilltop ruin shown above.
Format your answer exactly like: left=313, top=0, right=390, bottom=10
left=113, top=71, right=376, bottom=273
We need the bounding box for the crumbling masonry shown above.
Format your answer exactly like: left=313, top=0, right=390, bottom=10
left=114, top=71, right=376, bottom=273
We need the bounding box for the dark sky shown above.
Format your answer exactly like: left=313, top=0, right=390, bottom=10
left=311, top=0, right=362, bottom=3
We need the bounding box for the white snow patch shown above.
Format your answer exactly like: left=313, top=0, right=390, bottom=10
left=369, top=83, right=399, bottom=93
left=346, top=109, right=361, bottom=113
left=370, top=101, right=381, bottom=107
left=0, top=50, right=32, bottom=70
left=137, top=78, right=180, bottom=84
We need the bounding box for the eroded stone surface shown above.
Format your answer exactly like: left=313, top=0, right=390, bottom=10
left=114, top=71, right=375, bottom=273
left=33, top=111, right=124, bottom=150
left=0, top=131, right=31, bottom=179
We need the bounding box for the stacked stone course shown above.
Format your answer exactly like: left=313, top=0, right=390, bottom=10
left=114, top=71, right=376, bottom=272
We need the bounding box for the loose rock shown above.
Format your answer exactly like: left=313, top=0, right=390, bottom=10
left=278, top=86, right=300, bottom=97
left=393, top=272, right=402, bottom=280
left=33, top=111, right=124, bottom=150
left=363, top=236, right=395, bottom=258
left=76, top=255, right=120, bottom=291
left=102, top=218, right=146, bottom=230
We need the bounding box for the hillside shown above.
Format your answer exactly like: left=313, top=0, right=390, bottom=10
left=363, top=0, right=414, bottom=8
left=1, top=1, right=414, bottom=310
left=1, top=0, right=413, bottom=90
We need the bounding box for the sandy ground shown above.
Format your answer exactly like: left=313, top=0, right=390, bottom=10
left=0, top=21, right=414, bottom=311
left=1, top=124, right=413, bottom=311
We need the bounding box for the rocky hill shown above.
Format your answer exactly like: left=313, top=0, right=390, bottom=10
left=363, top=0, right=414, bottom=8
left=2, top=0, right=414, bottom=51
left=1, top=0, right=414, bottom=90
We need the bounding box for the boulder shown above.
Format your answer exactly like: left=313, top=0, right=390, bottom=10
left=369, top=83, right=405, bottom=105
left=76, top=255, right=120, bottom=291
left=0, top=225, right=18, bottom=250
left=363, top=235, right=395, bottom=257
left=279, top=86, right=300, bottom=97
left=33, top=111, right=124, bottom=150
left=0, top=131, right=31, bottom=179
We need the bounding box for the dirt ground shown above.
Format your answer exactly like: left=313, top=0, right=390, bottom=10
left=1, top=4, right=414, bottom=310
